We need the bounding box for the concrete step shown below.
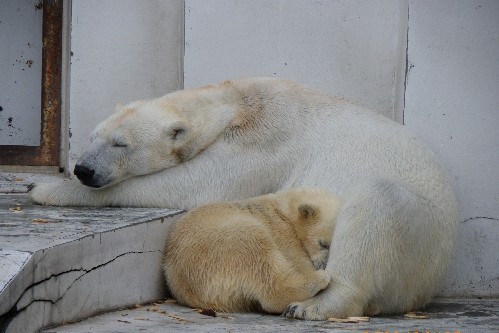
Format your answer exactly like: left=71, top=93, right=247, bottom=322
left=42, top=298, right=499, bottom=333
left=0, top=191, right=183, bottom=333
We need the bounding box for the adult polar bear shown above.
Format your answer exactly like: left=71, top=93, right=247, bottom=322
left=30, top=78, right=458, bottom=320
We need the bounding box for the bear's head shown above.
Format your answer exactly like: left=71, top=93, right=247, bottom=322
left=275, top=188, right=342, bottom=269
left=74, top=99, right=194, bottom=188
left=74, top=84, right=241, bottom=188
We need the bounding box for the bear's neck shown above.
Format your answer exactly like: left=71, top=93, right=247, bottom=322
left=158, top=85, right=242, bottom=159
left=188, top=89, right=240, bottom=145
left=167, top=80, right=302, bottom=151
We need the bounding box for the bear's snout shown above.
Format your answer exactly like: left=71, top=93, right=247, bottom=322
left=74, top=164, right=96, bottom=186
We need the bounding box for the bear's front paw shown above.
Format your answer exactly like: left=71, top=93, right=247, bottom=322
left=28, top=182, right=54, bottom=205
left=29, top=181, right=69, bottom=206
left=283, top=283, right=364, bottom=320
left=311, top=249, right=330, bottom=270
left=284, top=297, right=330, bottom=320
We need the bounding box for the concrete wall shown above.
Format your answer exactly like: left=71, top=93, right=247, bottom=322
left=68, top=0, right=184, bottom=169
left=185, top=0, right=408, bottom=121
left=404, top=0, right=499, bottom=297
left=184, top=0, right=498, bottom=297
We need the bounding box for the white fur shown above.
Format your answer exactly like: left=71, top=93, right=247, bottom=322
left=30, top=78, right=458, bottom=319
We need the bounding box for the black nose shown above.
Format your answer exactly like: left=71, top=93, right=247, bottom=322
left=74, top=164, right=95, bottom=183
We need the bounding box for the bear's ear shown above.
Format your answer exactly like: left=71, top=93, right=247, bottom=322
left=164, top=121, right=188, bottom=142
left=298, top=204, right=316, bottom=219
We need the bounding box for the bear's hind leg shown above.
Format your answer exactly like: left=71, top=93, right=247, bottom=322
left=284, top=178, right=454, bottom=320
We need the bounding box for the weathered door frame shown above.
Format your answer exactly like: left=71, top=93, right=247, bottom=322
left=0, top=0, right=63, bottom=167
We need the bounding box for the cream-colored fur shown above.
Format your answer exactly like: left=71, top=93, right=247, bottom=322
left=163, top=188, right=341, bottom=313
left=30, top=78, right=458, bottom=319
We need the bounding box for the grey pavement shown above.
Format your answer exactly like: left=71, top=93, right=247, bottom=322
left=43, top=298, right=499, bottom=333
left=0, top=186, right=183, bottom=333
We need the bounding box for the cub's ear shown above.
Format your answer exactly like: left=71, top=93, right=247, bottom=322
left=164, top=121, right=188, bottom=142
left=298, top=204, right=316, bottom=219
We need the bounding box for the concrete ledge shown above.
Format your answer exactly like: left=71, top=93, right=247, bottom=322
left=0, top=193, right=183, bottom=333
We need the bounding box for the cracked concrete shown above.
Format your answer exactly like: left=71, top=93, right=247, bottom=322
left=461, top=216, right=499, bottom=224
left=0, top=193, right=183, bottom=333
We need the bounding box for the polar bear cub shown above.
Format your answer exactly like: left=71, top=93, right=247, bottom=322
left=163, top=188, right=341, bottom=313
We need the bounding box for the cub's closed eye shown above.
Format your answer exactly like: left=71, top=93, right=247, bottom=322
left=319, top=240, right=330, bottom=250
left=112, top=143, right=128, bottom=148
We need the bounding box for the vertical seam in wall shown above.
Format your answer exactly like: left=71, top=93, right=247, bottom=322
left=402, top=2, right=410, bottom=126
left=60, top=0, right=73, bottom=175
left=179, top=0, right=185, bottom=90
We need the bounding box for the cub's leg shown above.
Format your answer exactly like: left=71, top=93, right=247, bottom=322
left=257, top=254, right=331, bottom=314
left=284, top=178, right=456, bottom=320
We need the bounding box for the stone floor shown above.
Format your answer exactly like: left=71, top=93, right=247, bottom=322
left=43, top=298, right=498, bottom=333
left=0, top=174, right=183, bottom=333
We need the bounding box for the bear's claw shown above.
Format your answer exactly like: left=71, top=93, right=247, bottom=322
left=27, top=183, right=35, bottom=192
left=283, top=304, right=299, bottom=318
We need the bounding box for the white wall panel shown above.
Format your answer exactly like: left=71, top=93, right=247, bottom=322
left=405, top=0, right=499, bottom=296
left=69, top=0, right=183, bottom=168
left=185, top=0, right=408, bottom=120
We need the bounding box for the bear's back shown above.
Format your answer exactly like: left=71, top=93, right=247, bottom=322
left=228, top=78, right=452, bottom=203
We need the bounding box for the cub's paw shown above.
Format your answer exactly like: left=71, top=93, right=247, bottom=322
left=312, top=270, right=331, bottom=291
left=311, top=249, right=330, bottom=270
left=310, top=239, right=330, bottom=270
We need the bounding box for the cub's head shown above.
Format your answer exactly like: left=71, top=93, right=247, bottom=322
left=275, top=188, right=342, bottom=268
left=74, top=99, right=193, bottom=188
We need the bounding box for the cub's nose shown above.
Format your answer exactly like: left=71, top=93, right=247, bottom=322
left=74, top=164, right=95, bottom=184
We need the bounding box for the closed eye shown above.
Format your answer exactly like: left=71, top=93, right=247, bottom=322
left=111, top=137, right=128, bottom=148
left=319, top=240, right=330, bottom=250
